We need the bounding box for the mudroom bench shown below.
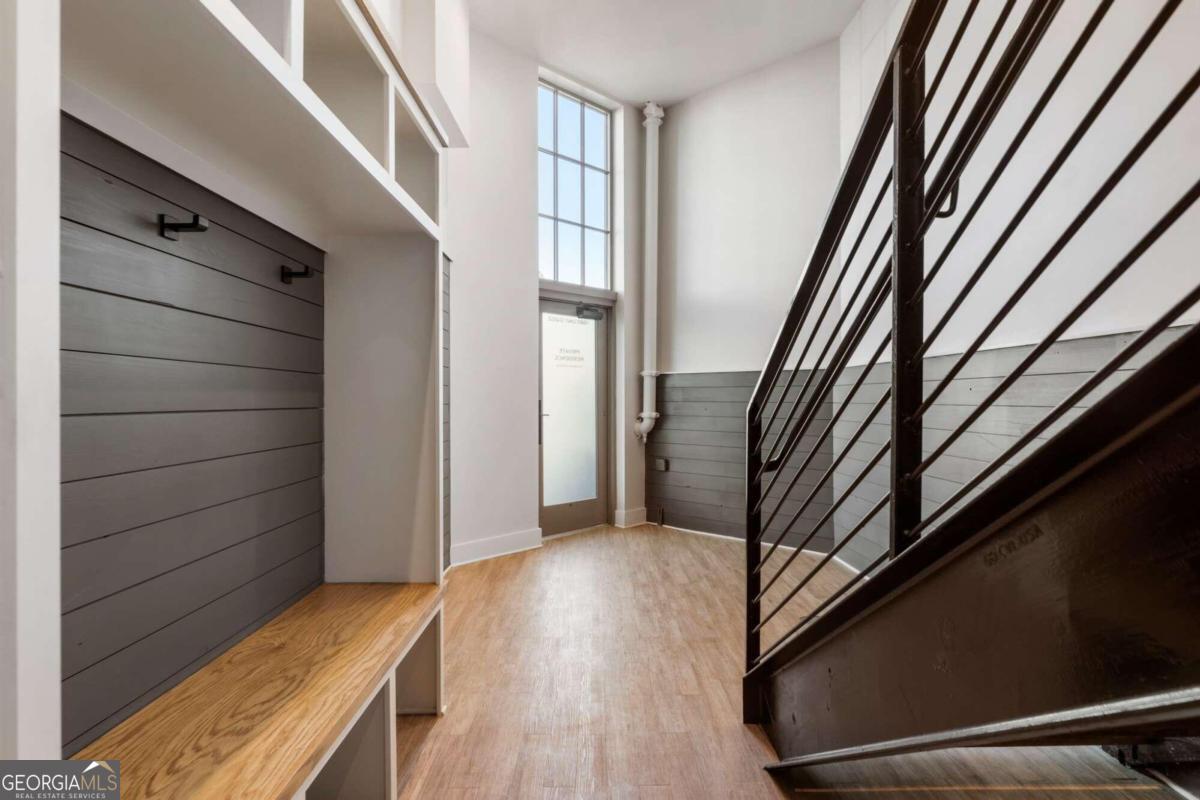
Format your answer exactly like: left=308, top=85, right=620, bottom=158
left=77, top=583, right=444, bottom=800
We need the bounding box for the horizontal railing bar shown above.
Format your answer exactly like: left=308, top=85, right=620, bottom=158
left=911, top=64, right=1200, bottom=420
left=758, top=384, right=892, bottom=568
left=750, top=548, right=890, bottom=674
left=911, top=0, right=1115, bottom=302
left=917, top=0, right=1064, bottom=237
left=912, top=177, right=1200, bottom=479
left=757, top=333, right=892, bottom=533
left=751, top=322, right=1200, bottom=684
left=754, top=494, right=890, bottom=635
left=754, top=440, right=890, bottom=604
left=756, top=257, right=893, bottom=495
left=908, top=0, right=1018, bottom=191
left=747, top=0, right=948, bottom=422
left=909, top=0, right=981, bottom=136
left=759, top=173, right=894, bottom=453
left=760, top=228, right=893, bottom=473
left=912, top=0, right=1183, bottom=358
left=913, top=278, right=1200, bottom=539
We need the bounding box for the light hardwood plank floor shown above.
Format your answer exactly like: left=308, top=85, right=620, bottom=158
left=396, top=525, right=1172, bottom=799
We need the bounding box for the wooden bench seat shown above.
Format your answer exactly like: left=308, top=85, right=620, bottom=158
left=78, top=582, right=443, bottom=799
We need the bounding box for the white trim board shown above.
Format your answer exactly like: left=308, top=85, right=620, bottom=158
left=448, top=527, right=541, bottom=567
left=657, top=523, right=861, bottom=575
left=543, top=524, right=607, bottom=542
left=613, top=507, right=647, bottom=528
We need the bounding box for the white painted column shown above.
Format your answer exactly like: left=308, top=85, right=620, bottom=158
left=0, top=0, right=62, bottom=759
left=635, top=102, right=664, bottom=441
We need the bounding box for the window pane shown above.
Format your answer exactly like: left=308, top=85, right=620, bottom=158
left=584, top=229, right=608, bottom=289
left=557, top=221, right=582, bottom=284
left=584, top=106, right=607, bottom=168
left=538, top=86, right=555, bottom=151
left=541, top=311, right=597, bottom=505
left=556, top=158, right=581, bottom=223
left=584, top=167, right=607, bottom=230
left=539, top=217, right=554, bottom=279
left=538, top=152, right=554, bottom=216
left=556, top=94, right=581, bottom=159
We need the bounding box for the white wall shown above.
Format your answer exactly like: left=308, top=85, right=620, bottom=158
left=403, top=0, right=471, bottom=146
left=658, top=41, right=842, bottom=374
left=324, top=234, right=440, bottom=583
left=0, top=0, right=62, bottom=758
left=838, top=0, right=1200, bottom=362
left=444, top=33, right=647, bottom=554
left=444, top=32, right=543, bottom=563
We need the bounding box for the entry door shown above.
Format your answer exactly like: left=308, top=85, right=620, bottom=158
left=539, top=299, right=608, bottom=535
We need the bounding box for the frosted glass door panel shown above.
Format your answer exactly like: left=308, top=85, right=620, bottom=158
left=541, top=312, right=597, bottom=506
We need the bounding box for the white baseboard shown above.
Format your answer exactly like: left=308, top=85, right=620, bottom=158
left=658, top=523, right=862, bottom=575
left=449, top=527, right=541, bottom=567
left=613, top=507, right=647, bottom=527
left=543, top=524, right=605, bottom=541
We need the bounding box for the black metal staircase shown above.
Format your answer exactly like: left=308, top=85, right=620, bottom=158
left=745, top=0, right=1200, bottom=773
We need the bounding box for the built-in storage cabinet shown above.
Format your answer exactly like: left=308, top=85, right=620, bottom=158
left=54, top=0, right=451, bottom=768
left=221, top=0, right=441, bottom=226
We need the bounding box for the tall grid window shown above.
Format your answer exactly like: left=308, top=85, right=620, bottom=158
left=538, top=82, right=611, bottom=289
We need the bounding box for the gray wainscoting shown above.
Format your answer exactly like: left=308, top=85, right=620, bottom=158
left=59, top=116, right=325, bottom=754
left=646, top=327, right=1189, bottom=573
left=646, top=371, right=835, bottom=552
left=829, top=327, right=1190, bottom=571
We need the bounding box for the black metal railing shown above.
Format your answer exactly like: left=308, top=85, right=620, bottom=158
left=745, top=0, right=1200, bottom=706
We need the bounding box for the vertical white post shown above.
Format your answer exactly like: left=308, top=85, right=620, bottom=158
left=635, top=102, right=664, bottom=441
left=287, top=0, right=305, bottom=77
left=385, top=673, right=397, bottom=800
left=0, top=0, right=62, bottom=759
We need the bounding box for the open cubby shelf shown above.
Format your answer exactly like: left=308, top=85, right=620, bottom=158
left=304, top=0, right=390, bottom=167
left=66, top=0, right=440, bottom=236
left=394, top=90, right=440, bottom=222
left=232, top=0, right=296, bottom=61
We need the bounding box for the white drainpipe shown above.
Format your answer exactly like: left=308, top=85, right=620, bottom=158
left=636, top=101, right=664, bottom=442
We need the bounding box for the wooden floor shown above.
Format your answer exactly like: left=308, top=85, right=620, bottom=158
left=395, top=525, right=1173, bottom=799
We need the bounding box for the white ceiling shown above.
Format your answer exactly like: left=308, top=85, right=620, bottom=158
left=467, top=0, right=863, bottom=106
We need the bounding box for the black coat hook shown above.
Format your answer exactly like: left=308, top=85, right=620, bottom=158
left=281, top=264, right=314, bottom=285
left=158, top=213, right=209, bottom=241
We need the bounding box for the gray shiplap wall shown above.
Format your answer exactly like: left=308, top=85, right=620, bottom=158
left=829, top=327, right=1191, bottom=570
left=442, top=255, right=451, bottom=569
left=646, top=371, right=835, bottom=552
left=60, top=116, right=325, bottom=754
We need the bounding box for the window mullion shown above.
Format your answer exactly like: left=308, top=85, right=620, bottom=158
left=578, top=99, right=585, bottom=287
left=553, top=89, right=559, bottom=282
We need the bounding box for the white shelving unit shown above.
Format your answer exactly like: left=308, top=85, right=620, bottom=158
left=63, top=0, right=442, bottom=239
